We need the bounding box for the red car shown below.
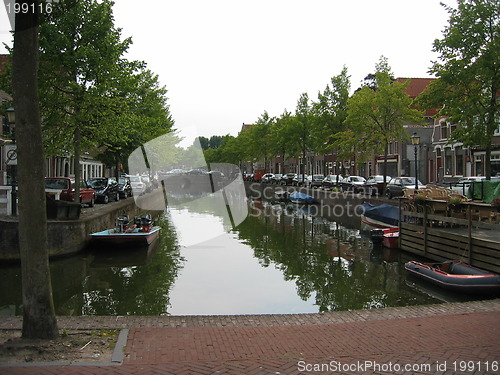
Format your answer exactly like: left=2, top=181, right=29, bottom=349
left=252, top=168, right=268, bottom=182
left=45, top=177, right=96, bottom=206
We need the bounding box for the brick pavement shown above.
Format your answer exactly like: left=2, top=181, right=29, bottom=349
left=0, top=300, right=499, bottom=374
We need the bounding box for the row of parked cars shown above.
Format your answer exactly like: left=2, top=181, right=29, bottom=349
left=252, top=172, right=500, bottom=199
left=247, top=172, right=429, bottom=198
left=253, top=172, right=386, bottom=194
left=44, top=175, right=152, bottom=207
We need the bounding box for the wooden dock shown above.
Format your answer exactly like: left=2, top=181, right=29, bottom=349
left=399, top=199, right=500, bottom=273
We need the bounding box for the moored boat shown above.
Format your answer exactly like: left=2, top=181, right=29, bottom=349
left=405, top=260, right=500, bottom=295
left=360, top=201, right=399, bottom=231
left=382, top=229, right=399, bottom=249
left=90, top=214, right=161, bottom=246
left=289, top=191, right=316, bottom=204
left=273, top=190, right=290, bottom=202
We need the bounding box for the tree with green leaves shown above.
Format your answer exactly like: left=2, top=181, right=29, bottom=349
left=311, top=67, right=351, bottom=171
left=12, top=0, right=58, bottom=339
left=203, top=135, right=244, bottom=166
left=339, top=56, right=423, bottom=187
left=246, top=111, right=275, bottom=171
left=289, top=93, right=313, bottom=177
left=198, top=136, right=210, bottom=150
left=198, top=135, right=224, bottom=151
left=96, top=63, right=174, bottom=175
left=39, top=0, right=130, bottom=195
left=38, top=0, right=173, bottom=196
left=271, top=110, right=294, bottom=174
left=420, top=0, right=499, bottom=179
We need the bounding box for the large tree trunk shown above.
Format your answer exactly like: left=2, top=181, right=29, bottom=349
left=13, top=0, right=58, bottom=339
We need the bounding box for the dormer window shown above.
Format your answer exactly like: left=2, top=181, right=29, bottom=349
left=440, top=121, right=448, bottom=139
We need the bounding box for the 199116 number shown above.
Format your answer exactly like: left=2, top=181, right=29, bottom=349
left=453, top=361, right=498, bottom=372
left=6, top=2, right=52, bottom=15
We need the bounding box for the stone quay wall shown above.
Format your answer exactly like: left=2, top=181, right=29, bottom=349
left=0, top=199, right=159, bottom=262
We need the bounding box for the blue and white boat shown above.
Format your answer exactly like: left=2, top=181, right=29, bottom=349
left=90, top=214, right=161, bottom=246
left=289, top=191, right=316, bottom=204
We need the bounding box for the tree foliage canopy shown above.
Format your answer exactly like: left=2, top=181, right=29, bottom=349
left=0, top=0, right=175, bottom=173
left=419, top=0, right=499, bottom=177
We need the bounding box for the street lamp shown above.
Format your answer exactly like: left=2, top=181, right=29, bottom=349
left=6, top=107, right=16, bottom=215
left=6, top=107, right=15, bottom=125
left=411, top=132, right=420, bottom=191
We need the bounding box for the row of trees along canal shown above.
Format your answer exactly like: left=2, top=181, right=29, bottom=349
left=201, top=0, right=499, bottom=183
left=2, top=0, right=174, bottom=339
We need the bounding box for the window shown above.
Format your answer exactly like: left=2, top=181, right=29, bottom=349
left=440, top=121, right=448, bottom=139
left=492, top=153, right=500, bottom=177
left=450, top=123, right=457, bottom=136
left=445, top=147, right=452, bottom=175
left=455, top=146, right=463, bottom=175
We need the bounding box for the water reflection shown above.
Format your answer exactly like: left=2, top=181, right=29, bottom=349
left=239, top=200, right=437, bottom=312
left=0, top=217, right=184, bottom=317
left=2, top=199, right=483, bottom=316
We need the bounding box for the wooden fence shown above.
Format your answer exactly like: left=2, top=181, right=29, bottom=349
left=399, top=199, right=500, bottom=273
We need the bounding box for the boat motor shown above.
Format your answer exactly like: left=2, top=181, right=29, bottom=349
left=140, top=214, right=152, bottom=232
left=116, top=215, right=129, bottom=233
left=370, top=229, right=384, bottom=245
left=134, top=214, right=152, bottom=232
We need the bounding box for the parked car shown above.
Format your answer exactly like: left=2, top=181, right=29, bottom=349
left=339, top=176, right=366, bottom=192
left=44, top=177, right=96, bottom=207
left=118, top=176, right=132, bottom=198
left=450, top=176, right=486, bottom=196
left=243, top=172, right=253, bottom=181
left=280, top=173, right=297, bottom=186
left=364, top=175, right=391, bottom=196
left=129, top=175, right=147, bottom=196
left=293, top=174, right=308, bottom=186
left=385, top=177, right=425, bottom=199
left=261, top=173, right=274, bottom=183
left=252, top=168, right=267, bottom=182
left=322, top=174, right=343, bottom=190
left=307, top=175, right=325, bottom=188
left=271, top=174, right=283, bottom=184
left=87, top=177, right=120, bottom=204
left=141, top=175, right=153, bottom=192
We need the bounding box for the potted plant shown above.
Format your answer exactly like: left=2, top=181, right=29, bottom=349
left=412, top=194, right=427, bottom=206
left=448, top=196, right=464, bottom=213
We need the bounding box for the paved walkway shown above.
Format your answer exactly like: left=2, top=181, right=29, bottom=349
left=1, top=300, right=499, bottom=374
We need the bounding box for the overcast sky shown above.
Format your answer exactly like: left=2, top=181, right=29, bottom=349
left=1, top=0, right=452, bottom=144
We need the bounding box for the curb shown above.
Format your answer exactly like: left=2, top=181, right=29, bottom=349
left=111, top=328, right=128, bottom=364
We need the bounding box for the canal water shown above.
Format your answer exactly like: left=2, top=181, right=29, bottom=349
left=0, top=200, right=482, bottom=316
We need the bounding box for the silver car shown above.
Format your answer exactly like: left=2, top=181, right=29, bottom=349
left=129, top=175, right=146, bottom=196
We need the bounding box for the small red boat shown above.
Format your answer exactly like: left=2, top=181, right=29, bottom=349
left=382, top=228, right=399, bottom=249
left=405, top=260, right=500, bottom=295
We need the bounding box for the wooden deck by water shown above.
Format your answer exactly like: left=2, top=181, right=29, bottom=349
left=399, top=199, right=500, bottom=273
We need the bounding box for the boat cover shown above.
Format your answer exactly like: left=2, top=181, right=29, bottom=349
left=361, top=202, right=399, bottom=226
left=289, top=192, right=315, bottom=203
